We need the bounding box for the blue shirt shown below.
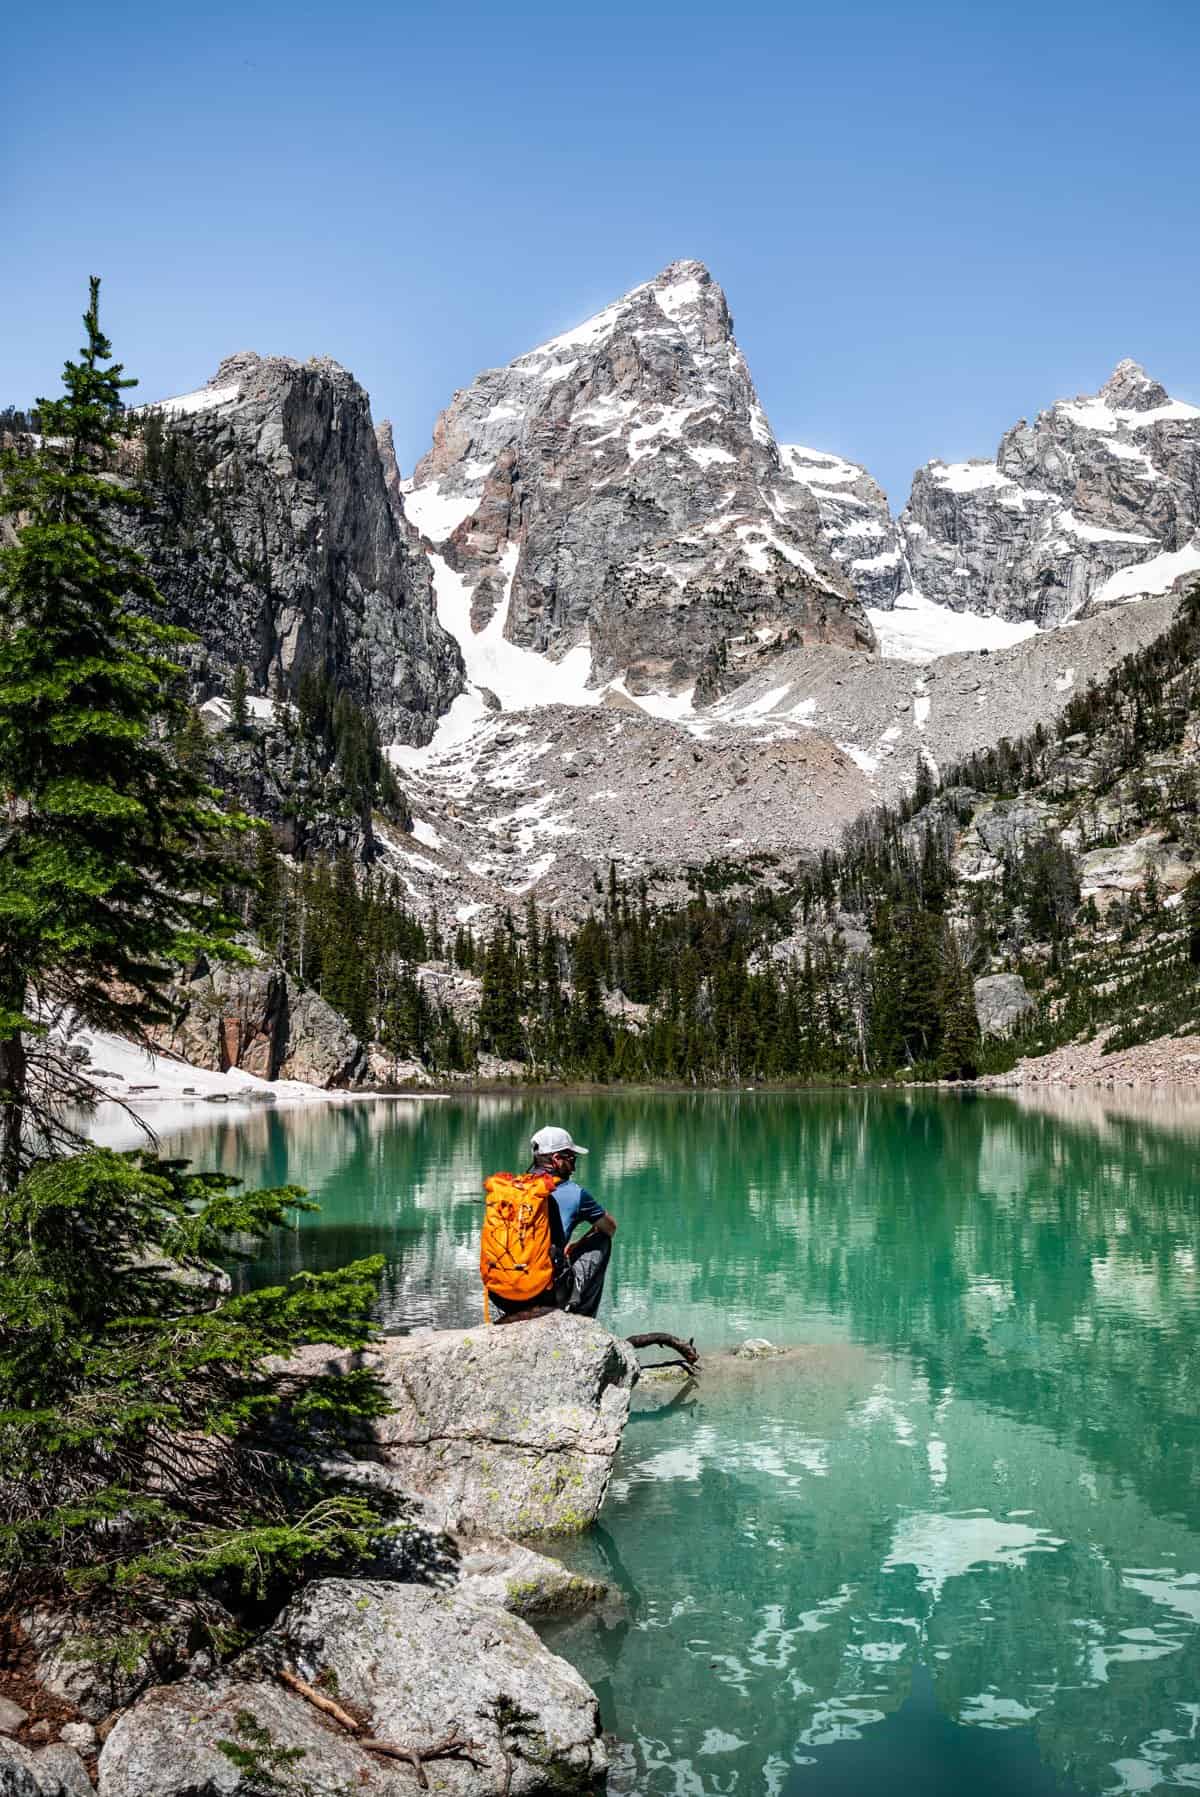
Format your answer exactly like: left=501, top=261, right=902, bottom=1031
left=553, top=1179, right=606, bottom=1242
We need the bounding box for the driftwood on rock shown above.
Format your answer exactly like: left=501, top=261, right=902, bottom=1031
left=493, top=1312, right=702, bottom=1375
left=360, top=1731, right=485, bottom=1788
left=626, top=1332, right=701, bottom=1374
left=279, top=1665, right=484, bottom=1788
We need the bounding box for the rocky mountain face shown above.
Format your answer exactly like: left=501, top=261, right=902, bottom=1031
left=403, top=260, right=873, bottom=705
left=887, top=360, right=1200, bottom=628
left=139, top=352, right=463, bottom=742
left=383, top=593, right=1175, bottom=918
left=778, top=444, right=902, bottom=610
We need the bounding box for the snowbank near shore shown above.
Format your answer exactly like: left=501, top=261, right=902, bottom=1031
left=71, top=1027, right=435, bottom=1149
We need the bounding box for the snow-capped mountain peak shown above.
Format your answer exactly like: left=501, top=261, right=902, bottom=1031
left=402, top=261, right=872, bottom=716
left=887, top=361, right=1200, bottom=631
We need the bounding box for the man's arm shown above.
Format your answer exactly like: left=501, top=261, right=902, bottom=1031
left=569, top=1188, right=617, bottom=1250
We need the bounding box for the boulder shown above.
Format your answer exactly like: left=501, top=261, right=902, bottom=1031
left=0, top=1703, right=27, bottom=1738
left=99, top=1578, right=606, bottom=1796
left=275, top=984, right=365, bottom=1087
left=21, top=1599, right=226, bottom=1723
left=453, top=1535, right=608, bottom=1618
left=0, top=1739, right=39, bottom=1797
left=363, top=1313, right=638, bottom=1535
left=973, top=973, right=1035, bottom=1038
left=0, top=1740, right=92, bottom=1796
left=97, top=1676, right=379, bottom=1796
left=290, top=1312, right=638, bottom=1536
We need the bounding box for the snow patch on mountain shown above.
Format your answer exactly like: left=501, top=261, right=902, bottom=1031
left=867, top=593, right=1038, bottom=662
left=1091, top=540, right=1200, bottom=608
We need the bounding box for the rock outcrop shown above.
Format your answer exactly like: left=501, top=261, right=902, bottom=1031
left=0, top=1739, right=92, bottom=1796
left=404, top=260, right=872, bottom=704
left=779, top=443, right=902, bottom=611
left=973, top=973, right=1035, bottom=1038
left=98, top=1579, right=607, bottom=1797
left=140, top=352, right=463, bottom=742
left=148, top=957, right=366, bottom=1088
left=453, top=1534, right=608, bottom=1618
left=892, top=360, right=1200, bottom=627
left=295, top=1313, right=639, bottom=1535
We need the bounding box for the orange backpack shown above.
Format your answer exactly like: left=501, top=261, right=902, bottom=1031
left=480, top=1171, right=562, bottom=1308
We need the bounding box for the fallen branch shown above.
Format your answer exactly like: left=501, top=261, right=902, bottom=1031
left=277, top=1667, right=483, bottom=1787
left=627, top=1331, right=700, bottom=1370
left=360, top=1732, right=484, bottom=1787
left=277, top=1667, right=361, bottom=1734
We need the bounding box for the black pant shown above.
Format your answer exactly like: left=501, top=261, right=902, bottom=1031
left=488, top=1231, right=612, bottom=1322
left=560, top=1229, right=612, bottom=1319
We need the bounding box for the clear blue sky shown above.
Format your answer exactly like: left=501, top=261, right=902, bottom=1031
left=4, top=0, right=1198, bottom=508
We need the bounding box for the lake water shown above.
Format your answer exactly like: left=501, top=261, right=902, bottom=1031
left=142, top=1089, right=1200, bottom=1796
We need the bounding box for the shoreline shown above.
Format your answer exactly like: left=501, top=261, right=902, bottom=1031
left=77, top=1025, right=1200, bottom=1153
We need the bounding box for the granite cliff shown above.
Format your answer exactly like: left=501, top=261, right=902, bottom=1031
left=888, top=359, right=1200, bottom=630
left=402, top=259, right=873, bottom=708
left=138, top=351, right=463, bottom=743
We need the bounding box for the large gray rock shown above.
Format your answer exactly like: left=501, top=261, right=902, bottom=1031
left=295, top=1312, right=638, bottom=1535
left=20, top=1599, right=226, bottom=1724
left=366, top=1314, right=638, bottom=1535
left=891, top=360, right=1200, bottom=628
left=974, top=973, right=1035, bottom=1038
left=98, top=1579, right=607, bottom=1796
left=0, top=1739, right=40, bottom=1797
left=0, top=1740, right=92, bottom=1797
left=147, top=958, right=365, bottom=1088
left=405, top=260, right=872, bottom=702
left=275, top=984, right=366, bottom=1087
left=138, top=352, right=463, bottom=743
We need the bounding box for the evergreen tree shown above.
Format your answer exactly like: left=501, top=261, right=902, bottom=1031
left=0, top=1146, right=389, bottom=1641
left=229, top=662, right=249, bottom=736
left=478, top=923, right=524, bottom=1061
left=0, top=279, right=241, bottom=1186
left=937, top=932, right=980, bottom=1080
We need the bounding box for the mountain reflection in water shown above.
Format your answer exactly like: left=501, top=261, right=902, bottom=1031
left=144, top=1089, right=1200, bottom=1797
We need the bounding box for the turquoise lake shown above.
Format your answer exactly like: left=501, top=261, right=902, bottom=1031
left=140, top=1088, right=1200, bottom=1796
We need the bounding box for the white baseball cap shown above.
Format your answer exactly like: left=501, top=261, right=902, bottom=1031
left=531, top=1125, right=588, bottom=1157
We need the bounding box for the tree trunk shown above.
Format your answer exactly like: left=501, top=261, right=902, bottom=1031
left=0, top=1019, right=27, bottom=1193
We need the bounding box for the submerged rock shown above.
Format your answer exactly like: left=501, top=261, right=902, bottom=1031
left=99, top=1578, right=607, bottom=1796
left=454, top=1534, right=608, bottom=1618
left=733, top=1338, right=787, bottom=1360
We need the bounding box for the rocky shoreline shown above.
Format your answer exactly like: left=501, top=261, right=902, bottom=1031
left=976, top=1031, right=1200, bottom=1092
left=0, top=1314, right=640, bottom=1796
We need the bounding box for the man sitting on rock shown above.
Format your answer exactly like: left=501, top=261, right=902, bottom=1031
left=531, top=1126, right=617, bottom=1320
left=485, top=1126, right=617, bottom=1323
